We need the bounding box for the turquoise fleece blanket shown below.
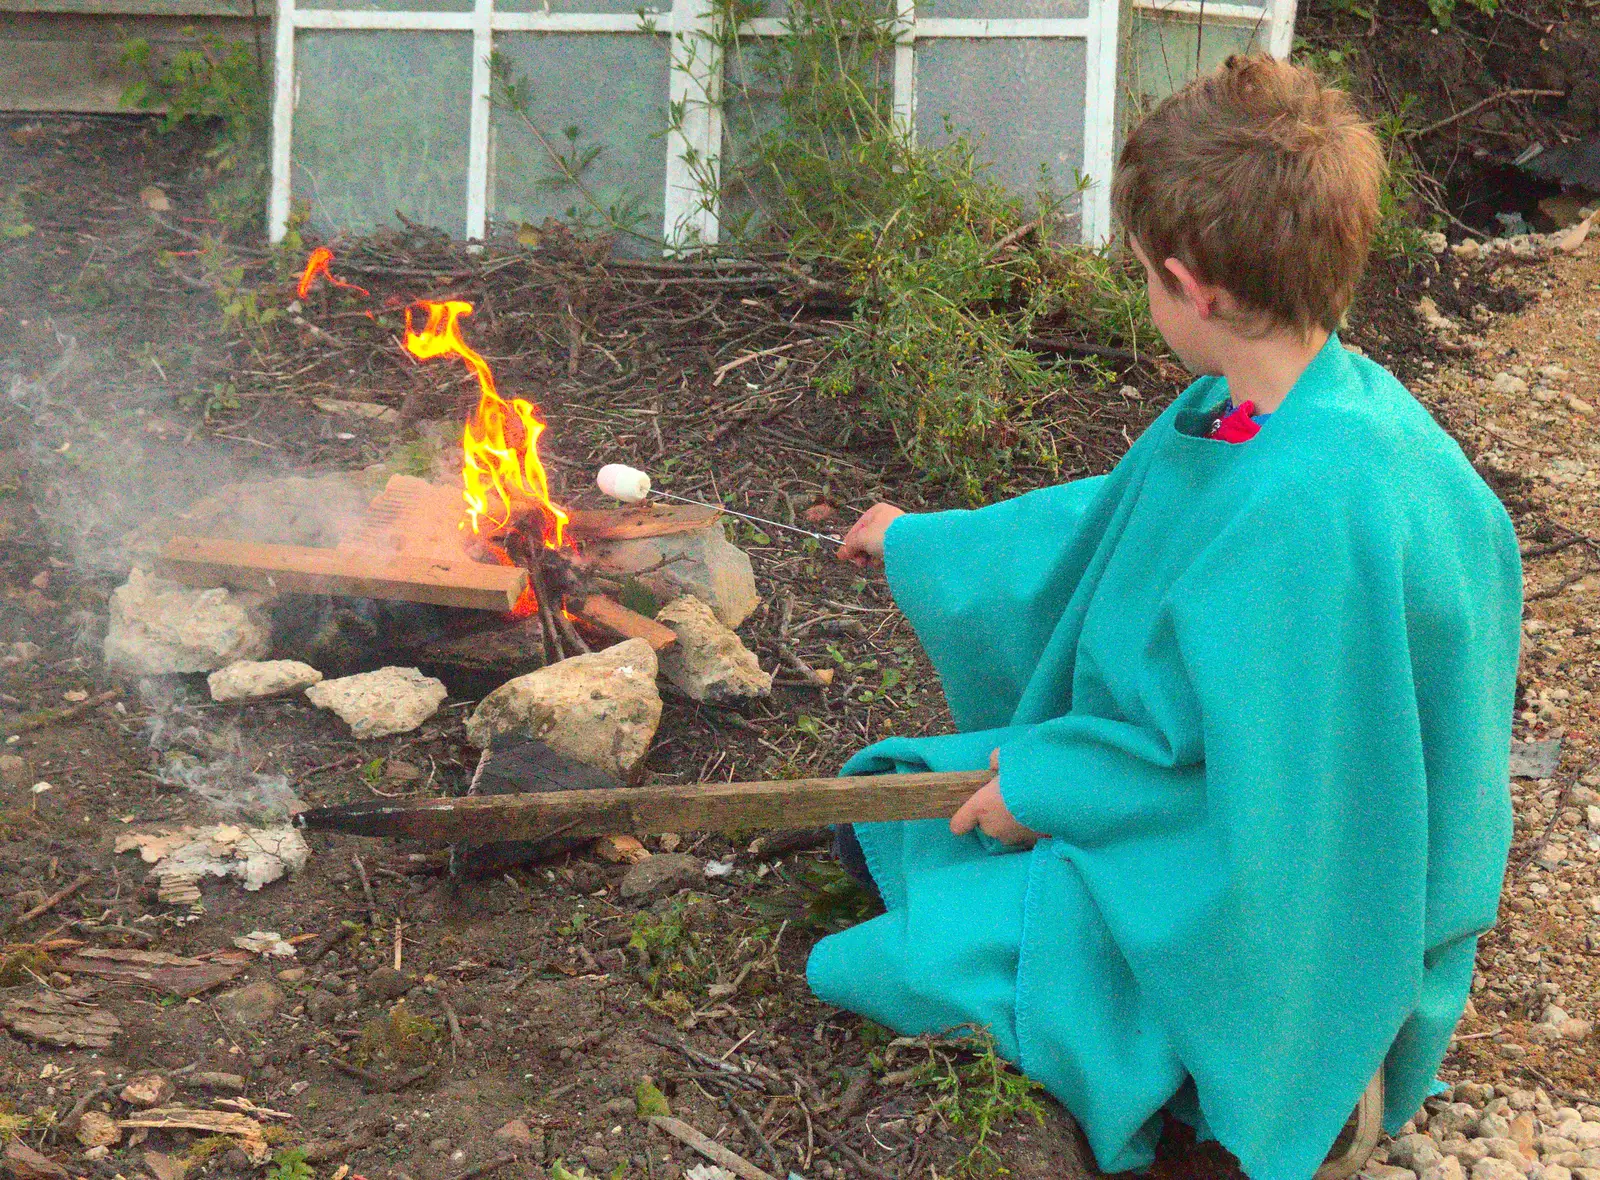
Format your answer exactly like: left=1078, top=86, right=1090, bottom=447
left=806, top=337, right=1521, bottom=1180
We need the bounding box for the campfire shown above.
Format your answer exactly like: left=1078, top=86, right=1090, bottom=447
left=150, top=250, right=738, bottom=669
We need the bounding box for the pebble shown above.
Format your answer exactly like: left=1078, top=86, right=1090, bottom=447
left=1473, top=1158, right=1528, bottom=1180
left=362, top=966, right=413, bottom=1002
left=1393, top=1134, right=1448, bottom=1171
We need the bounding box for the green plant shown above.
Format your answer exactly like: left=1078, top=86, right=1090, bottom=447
left=911, top=1028, right=1049, bottom=1177
left=265, top=1147, right=315, bottom=1180
left=121, top=32, right=269, bottom=233
left=629, top=901, right=711, bottom=995
left=355, top=1001, right=438, bottom=1067
left=0, top=188, right=33, bottom=240
left=704, top=0, right=1148, bottom=501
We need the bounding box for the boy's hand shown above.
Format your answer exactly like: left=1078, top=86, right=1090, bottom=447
left=837, top=503, right=905, bottom=567
left=949, top=750, right=1042, bottom=848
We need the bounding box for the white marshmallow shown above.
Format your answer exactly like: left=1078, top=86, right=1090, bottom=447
left=596, top=463, right=652, bottom=504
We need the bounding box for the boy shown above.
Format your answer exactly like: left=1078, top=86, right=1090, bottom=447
left=809, top=55, right=1521, bottom=1180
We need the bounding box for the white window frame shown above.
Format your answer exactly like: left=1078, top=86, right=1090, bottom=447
left=267, top=0, right=1291, bottom=250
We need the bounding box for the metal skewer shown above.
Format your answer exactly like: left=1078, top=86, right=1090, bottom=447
left=650, top=490, right=843, bottom=546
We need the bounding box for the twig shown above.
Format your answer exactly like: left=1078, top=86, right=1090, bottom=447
left=327, top=1057, right=437, bottom=1092
left=55, top=1083, right=110, bottom=1140
left=9, top=690, right=120, bottom=734
left=642, top=1031, right=766, bottom=1090
left=980, top=217, right=1041, bottom=263
left=724, top=1093, right=784, bottom=1176
left=1407, top=89, right=1566, bottom=139
left=713, top=341, right=804, bottom=386
left=393, top=920, right=403, bottom=971
left=0, top=873, right=92, bottom=937
left=812, top=1124, right=898, bottom=1180
left=302, top=921, right=358, bottom=965
left=351, top=854, right=377, bottom=912
left=647, top=1115, right=778, bottom=1180
left=443, top=1000, right=463, bottom=1063
left=1025, top=337, right=1139, bottom=363
left=1527, top=564, right=1597, bottom=602
left=300, top=754, right=364, bottom=778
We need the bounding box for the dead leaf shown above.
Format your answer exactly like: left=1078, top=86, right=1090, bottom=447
left=595, top=834, right=651, bottom=864
left=802, top=503, right=837, bottom=523
left=1552, top=210, right=1598, bottom=254
left=139, top=186, right=171, bottom=213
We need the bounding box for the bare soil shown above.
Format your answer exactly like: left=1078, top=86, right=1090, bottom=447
left=1, top=114, right=1594, bottom=1180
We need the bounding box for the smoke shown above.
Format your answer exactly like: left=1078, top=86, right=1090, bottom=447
left=137, top=677, right=303, bottom=822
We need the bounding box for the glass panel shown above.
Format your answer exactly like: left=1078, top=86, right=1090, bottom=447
left=489, top=33, right=670, bottom=254
left=498, top=0, right=669, bottom=14
left=1125, top=12, right=1263, bottom=106
left=915, top=38, right=1087, bottom=221
left=300, top=0, right=473, bottom=10
left=920, top=0, right=1089, bottom=20
left=291, top=31, right=472, bottom=236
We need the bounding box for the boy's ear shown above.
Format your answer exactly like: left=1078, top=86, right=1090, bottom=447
left=1163, top=257, right=1221, bottom=320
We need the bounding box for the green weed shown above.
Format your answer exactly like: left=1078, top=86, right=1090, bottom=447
left=910, top=1028, right=1049, bottom=1177
left=0, top=188, right=33, bottom=240
left=265, top=1147, right=315, bottom=1180
left=628, top=901, right=712, bottom=996
left=121, top=32, right=269, bottom=233
left=355, top=1001, right=438, bottom=1067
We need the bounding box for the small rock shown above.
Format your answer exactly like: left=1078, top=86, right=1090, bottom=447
left=119, top=1071, right=174, bottom=1108
left=1481, top=1139, right=1537, bottom=1168
left=1453, top=239, right=1483, bottom=261
left=181, top=1071, right=246, bottom=1094
left=1473, top=1159, right=1528, bottom=1180
left=277, top=967, right=307, bottom=984
left=75, top=1111, right=119, bottom=1148
left=466, top=639, right=662, bottom=778
left=1508, top=1115, right=1536, bottom=1147
left=3, top=1140, right=71, bottom=1180
left=655, top=596, right=772, bottom=705
left=1366, top=1167, right=1422, bottom=1180
left=82, top=1146, right=109, bottom=1162
left=306, top=990, right=344, bottom=1023
left=1392, top=1135, right=1446, bottom=1172
left=1423, top=231, right=1448, bottom=254
left=1492, top=373, right=1529, bottom=396
left=1446, top=1140, right=1490, bottom=1166
left=1455, top=1083, right=1496, bottom=1107
left=208, top=659, right=322, bottom=702
left=1423, top=1159, right=1466, bottom=1180
left=306, top=667, right=447, bottom=738
left=494, top=1119, right=538, bottom=1149
left=1543, top=1168, right=1574, bottom=1180
left=0, top=754, right=29, bottom=788
left=1478, top=1114, right=1514, bottom=1140
left=363, top=966, right=413, bottom=1002
left=1434, top=1105, right=1483, bottom=1139
left=1568, top=397, right=1596, bottom=416
left=619, top=853, right=704, bottom=902
left=143, top=1152, right=189, bottom=1180
left=588, top=526, right=759, bottom=627
left=103, top=568, right=269, bottom=675
left=213, top=980, right=283, bottom=1027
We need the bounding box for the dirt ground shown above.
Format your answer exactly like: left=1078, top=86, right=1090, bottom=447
left=0, top=115, right=1597, bottom=1180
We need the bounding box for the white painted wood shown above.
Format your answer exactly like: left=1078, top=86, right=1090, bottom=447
left=265, top=0, right=295, bottom=242
left=1079, top=0, right=1121, bottom=243
left=493, top=10, right=666, bottom=32
left=465, top=0, right=493, bottom=242
left=913, top=16, right=1093, bottom=36
left=737, top=17, right=786, bottom=35
left=1266, top=0, right=1298, bottom=56
left=292, top=8, right=474, bottom=30
left=1129, top=0, right=1270, bottom=20
left=662, top=0, right=720, bottom=251
left=892, top=0, right=916, bottom=137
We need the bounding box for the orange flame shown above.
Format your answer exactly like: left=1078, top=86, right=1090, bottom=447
left=296, top=247, right=370, bottom=299
left=401, top=299, right=569, bottom=549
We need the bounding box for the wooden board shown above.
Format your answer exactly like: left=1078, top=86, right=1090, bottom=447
left=156, top=535, right=527, bottom=612
left=566, top=503, right=722, bottom=541
left=571, top=595, right=677, bottom=651
left=297, top=770, right=993, bottom=843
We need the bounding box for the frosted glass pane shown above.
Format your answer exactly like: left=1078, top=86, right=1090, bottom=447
left=489, top=33, right=670, bottom=253
left=499, top=0, right=668, bottom=13
left=291, top=31, right=472, bottom=236
left=920, top=0, right=1088, bottom=20
left=915, top=38, right=1087, bottom=218
left=1126, top=13, right=1264, bottom=104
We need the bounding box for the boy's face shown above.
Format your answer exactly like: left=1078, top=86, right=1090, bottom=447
left=1129, top=237, right=1223, bottom=377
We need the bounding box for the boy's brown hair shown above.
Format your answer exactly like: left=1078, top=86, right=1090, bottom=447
left=1111, top=54, right=1385, bottom=337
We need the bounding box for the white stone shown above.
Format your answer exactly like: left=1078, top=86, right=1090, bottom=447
left=1478, top=1115, right=1514, bottom=1140
left=1366, top=1166, right=1422, bottom=1180
left=1423, top=231, right=1448, bottom=254
left=1424, top=1158, right=1467, bottom=1180
left=104, top=568, right=269, bottom=675
left=655, top=596, right=772, bottom=705
left=466, top=639, right=662, bottom=779
left=1474, top=1158, right=1529, bottom=1180
left=1492, top=373, right=1529, bottom=395
left=1393, top=1135, right=1446, bottom=1172
left=588, top=524, right=759, bottom=627
left=208, top=659, right=323, bottom=702
left=1446, top=1140, right=1491, bottom=1167
left=306, top=667, right=447, bottom=738
left=1434, top=1105, right=1484, bottom=1139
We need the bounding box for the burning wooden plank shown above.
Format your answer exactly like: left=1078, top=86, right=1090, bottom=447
left=570, top=594, right=677, bottom=651
left=156, top=535, right=527, bottom=612
left=296, top=769, right=992, bottom=843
